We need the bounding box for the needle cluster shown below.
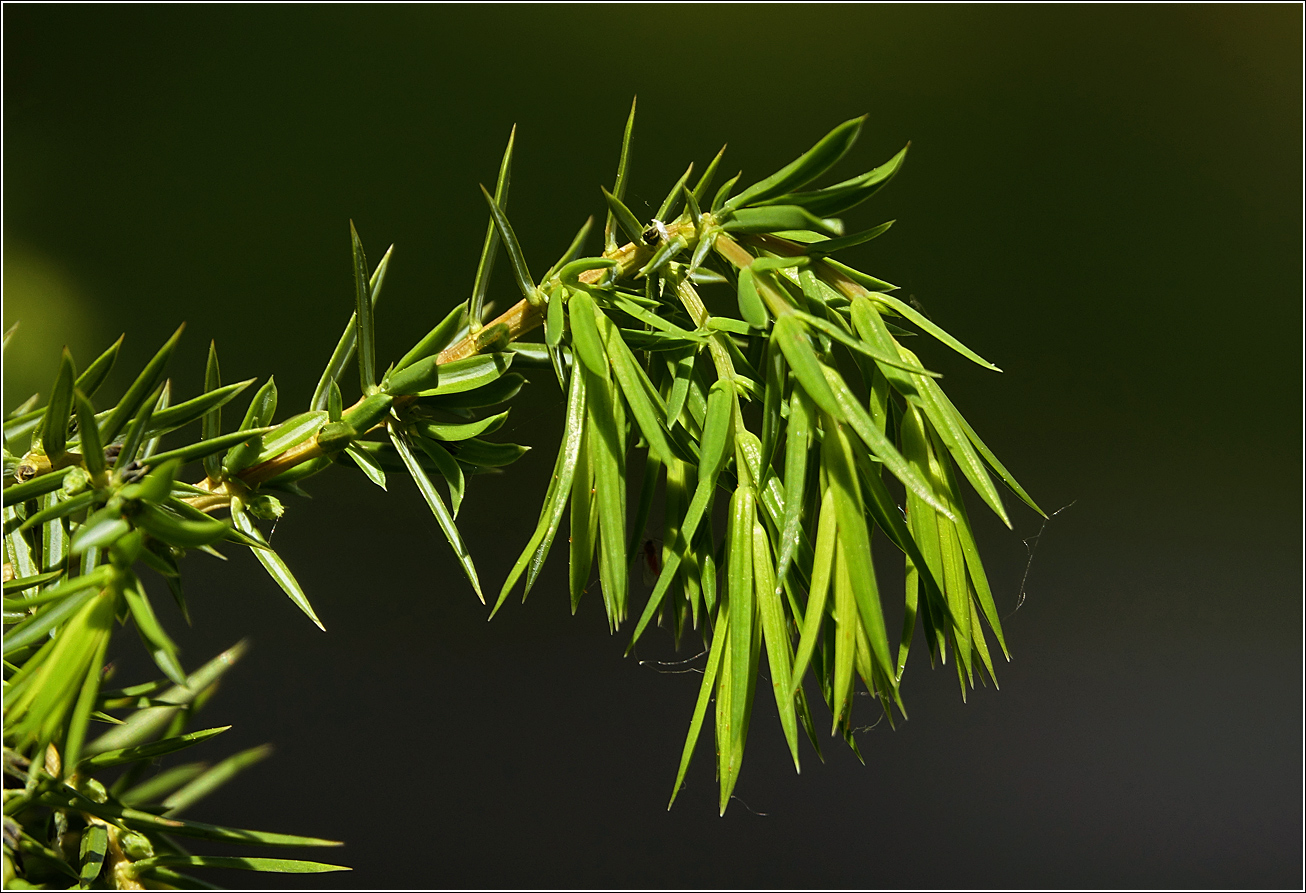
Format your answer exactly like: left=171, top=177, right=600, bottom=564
left=2, top=102, right=1041, bottom=887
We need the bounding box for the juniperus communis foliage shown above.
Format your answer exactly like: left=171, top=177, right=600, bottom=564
left=2, top=103, right=1041, bottom=887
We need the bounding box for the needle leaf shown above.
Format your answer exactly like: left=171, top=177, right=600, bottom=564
left=390, top=429, right=482, bottom=602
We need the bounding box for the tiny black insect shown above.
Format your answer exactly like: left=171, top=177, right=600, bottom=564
left=641, top=219, right=670, bottom=247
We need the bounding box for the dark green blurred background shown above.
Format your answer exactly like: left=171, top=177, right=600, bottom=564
left=5, top=5, right=1301, bottom=887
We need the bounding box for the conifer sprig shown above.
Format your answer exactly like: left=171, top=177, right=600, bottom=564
left=3, top=106, right=1040, bottom=890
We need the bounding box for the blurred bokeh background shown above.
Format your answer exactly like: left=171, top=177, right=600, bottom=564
left=5, top=5, right=1300, bottom=887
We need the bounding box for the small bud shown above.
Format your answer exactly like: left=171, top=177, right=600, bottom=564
left=315, top=420, right=356, bottom=454
left=118, top=830, right=153, bottom=861
left=77, top=777, right=109, bottom=805
left=247, top=494, right=284, bottom=521
left=63, top=465, right=91, bottom=496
